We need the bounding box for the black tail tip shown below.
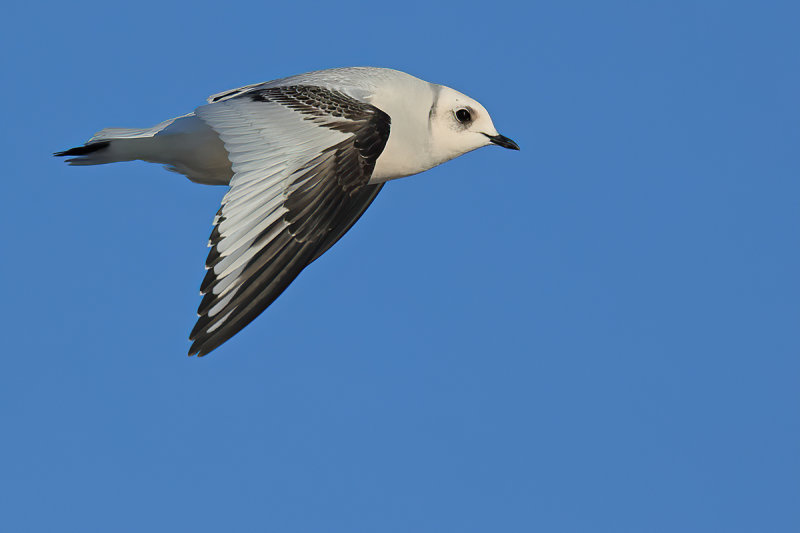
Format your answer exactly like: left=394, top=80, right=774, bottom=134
left=54, top=141, right=110, bottom=157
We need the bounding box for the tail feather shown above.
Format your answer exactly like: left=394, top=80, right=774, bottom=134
left=54, top=113, right=233, bottom=184
left=54, top=138, right=130, bottom=166
left=54, top=141, right=110, bottom=157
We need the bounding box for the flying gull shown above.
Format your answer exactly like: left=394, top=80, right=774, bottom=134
left=56, top=67, right=519, bottom=356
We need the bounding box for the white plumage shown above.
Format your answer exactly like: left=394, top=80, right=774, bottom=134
left=57, top=67, right=519, bottom=356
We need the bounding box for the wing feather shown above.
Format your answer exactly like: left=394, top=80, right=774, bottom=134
left=188, top=86, right=390, bottom=356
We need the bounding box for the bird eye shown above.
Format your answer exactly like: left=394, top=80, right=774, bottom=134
left=455, top=108, right=472, bottom=123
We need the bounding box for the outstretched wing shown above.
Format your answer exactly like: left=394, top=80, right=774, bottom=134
left=189, top=86, right=390, bottom=356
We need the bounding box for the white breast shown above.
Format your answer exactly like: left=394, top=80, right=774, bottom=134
left=367, top=76, right=441, bottom=183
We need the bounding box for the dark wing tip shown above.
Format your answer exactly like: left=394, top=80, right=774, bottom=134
left=187, top=344, right=206, bottom=357
left=187, top=330, right=231, bottom=358
left=188, top=333, right=217, bottom=357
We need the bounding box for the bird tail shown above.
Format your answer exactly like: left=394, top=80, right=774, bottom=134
left=54, top=114, right=233, bottom=185
left=53, top=139, right=124, bottom=165
left=54, top=117, right=188, bottom=166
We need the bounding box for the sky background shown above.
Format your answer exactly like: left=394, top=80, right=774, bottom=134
left=2, top=1, right=799, bottom=531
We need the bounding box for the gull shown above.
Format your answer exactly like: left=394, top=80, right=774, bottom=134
left=56, top=67, right=520, bottom=356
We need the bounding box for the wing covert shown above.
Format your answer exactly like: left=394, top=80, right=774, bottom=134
left=189, top=86, right=390, bottom=356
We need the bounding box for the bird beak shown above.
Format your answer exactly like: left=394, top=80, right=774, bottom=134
left=485, top=133, right=520, bottom=150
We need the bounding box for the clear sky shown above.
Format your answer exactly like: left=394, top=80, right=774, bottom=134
left=2, top=1, right=799, bottom=531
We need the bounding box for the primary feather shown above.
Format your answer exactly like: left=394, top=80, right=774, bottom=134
left=55, top=67, right=517, bottom=356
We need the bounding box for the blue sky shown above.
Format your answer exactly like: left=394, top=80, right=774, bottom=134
left=2, top=1, right=799, bottom=531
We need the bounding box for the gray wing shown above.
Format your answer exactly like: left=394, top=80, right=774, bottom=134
left=189, top=86, right=390, bottom=356
left=205, top=67, right=395, bottom=104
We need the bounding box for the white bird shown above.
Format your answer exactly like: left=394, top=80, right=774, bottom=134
left=56, top=67, right=519, bottom=356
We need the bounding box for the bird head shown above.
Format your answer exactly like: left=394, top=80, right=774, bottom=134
left=427, top=85, right=519, bottom=164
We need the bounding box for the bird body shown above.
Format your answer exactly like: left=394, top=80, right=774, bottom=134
left=57, top=67, right=518, bottom=355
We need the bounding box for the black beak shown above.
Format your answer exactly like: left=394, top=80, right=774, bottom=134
left=486, top=133, right=520, bottom=150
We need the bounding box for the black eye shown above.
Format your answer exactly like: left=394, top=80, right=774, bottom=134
left=455, top=108, right=472, bottom=123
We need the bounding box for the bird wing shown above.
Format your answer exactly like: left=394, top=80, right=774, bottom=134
left=189, top=85, right=390, bottom=356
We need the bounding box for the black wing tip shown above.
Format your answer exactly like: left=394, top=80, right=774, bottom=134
left=187, top=337, right=211, bottom=357
left=188, top=319, right=228, bottom=357
left=187, top=346, right=206, bottom=357
left=53, top=141, right=110, bottom=157
left=188, top=335, right=223, bottom=357
left=187, top=335, right=204, bottom=357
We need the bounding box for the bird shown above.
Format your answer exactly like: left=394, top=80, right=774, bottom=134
left=56, top=67, right=520, bottom=356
